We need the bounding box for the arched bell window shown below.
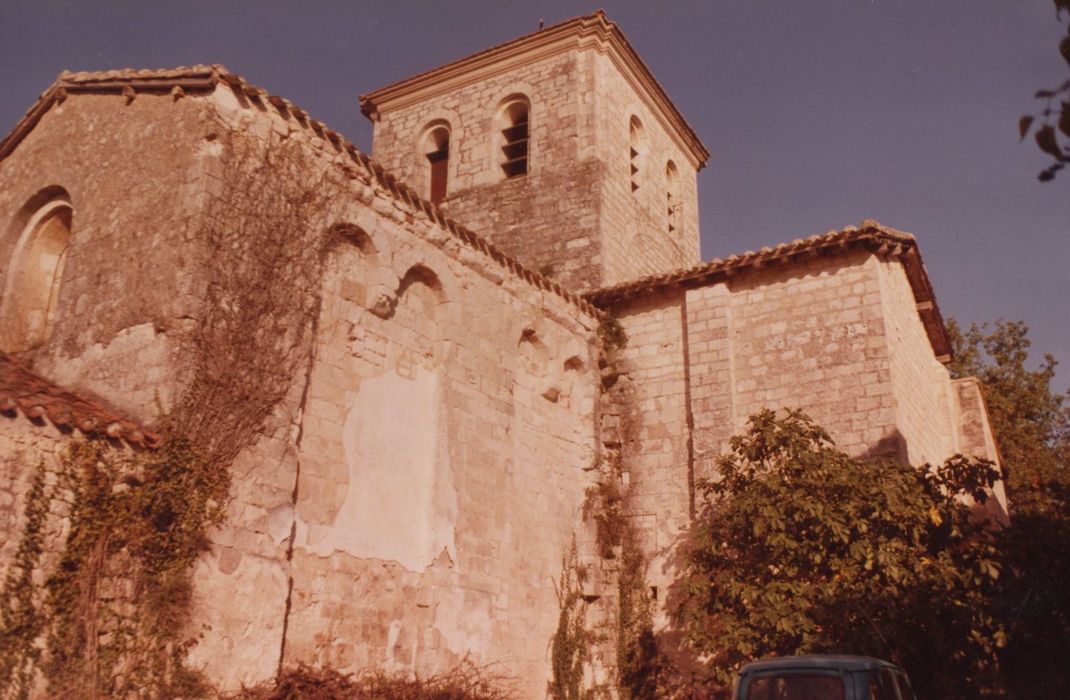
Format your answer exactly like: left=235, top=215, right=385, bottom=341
left=498, top=95, right=530, bottom=179
left=0, top=192, right=73, bottom=352
left=421, top=123, right=451, bottom=204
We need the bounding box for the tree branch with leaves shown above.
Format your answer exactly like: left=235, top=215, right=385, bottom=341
left=1019, top=0, right=1070, bottom=181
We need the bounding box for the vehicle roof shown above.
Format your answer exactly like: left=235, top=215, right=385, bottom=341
left=739, top=655, right=898, bottom=674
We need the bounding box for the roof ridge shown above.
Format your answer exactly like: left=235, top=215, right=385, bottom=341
left=357, top=11, right=708, bottom=167
left=359, top=12, right=602, bottom=108
left=0, top=66, right=602, bottom=322
left=584, top=221, right=950, bottom=360
left=0, top=352, right=158, bottom=448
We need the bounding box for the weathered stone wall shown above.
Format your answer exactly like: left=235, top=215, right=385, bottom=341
left=161, top=86, right=605, bottom=696
left=367, top=45, right=700, bottom=292
left=0, top=63, right=1006, bottom=699
left=609, top=248, right=1006, bottom=572
left=951, top=376, right=1009, bottom=515
left=369, top=50, right=605, bottom=290
left=282, top=183, right=600, bottom=698
left=876, top=257, right=956, bottom=465
left=0, top=414, right=68, bottom=585
left=0, top=79, right=605, bottom=697
left=0, top=90, right=216, bottom=423
left=684, top=251, right=900, bottom=474
left=604, top=293, right=692, bottom=598
left=592, top=52, right=700, bottom=285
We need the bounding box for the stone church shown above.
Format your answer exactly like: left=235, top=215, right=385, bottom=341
left=0, top=11, right=1003, bottom=697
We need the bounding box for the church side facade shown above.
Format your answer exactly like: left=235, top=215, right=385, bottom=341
left=0, top=12, right=1002, bottom=698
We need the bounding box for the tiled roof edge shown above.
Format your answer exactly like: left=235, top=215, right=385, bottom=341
left=584, top=220, right=952, bottom=361
left=0, top=353, right=159, bottom=448
left=0, top=65, right=224, bottom=162
left=358, top=11, right=709, bottom=168
left=0, top=66, right=603, bottom=322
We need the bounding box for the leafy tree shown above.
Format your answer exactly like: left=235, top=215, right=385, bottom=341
left=680, top=409, right=1003, bottom=698
left=948, top=319, right=1070, bottom=698
left=947, top=319, right=1070, bottom=514
left=1020, top=0, right=1070, bottom=181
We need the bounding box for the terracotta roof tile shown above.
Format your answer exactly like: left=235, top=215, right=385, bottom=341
left=584, top=220, right=952, bottom=362
left=0, top=353, right=158, bottom=448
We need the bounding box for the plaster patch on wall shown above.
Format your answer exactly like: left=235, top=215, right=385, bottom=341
left=302, top=364, right=456, bottom=572
left=432, top=586, right=493, bottom=659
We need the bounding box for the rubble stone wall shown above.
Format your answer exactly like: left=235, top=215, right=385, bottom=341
left=0, top=90, right=217, bottom=423
left=0, top=415, right=69, bottom=588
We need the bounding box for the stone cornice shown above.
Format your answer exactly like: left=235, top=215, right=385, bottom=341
left=359, top=11, right=710, bottom=170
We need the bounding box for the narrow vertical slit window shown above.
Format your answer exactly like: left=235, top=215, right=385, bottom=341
left=424, top=125, right=450, bottom=205
left=499, top=97, right=530, bottom=179
left=629, top=116, right=644, bottom=194
left=666, top=160, right=681, bottom=234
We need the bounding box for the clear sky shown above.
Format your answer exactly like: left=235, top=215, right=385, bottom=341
left=2, top=1, right=1067, bottom=391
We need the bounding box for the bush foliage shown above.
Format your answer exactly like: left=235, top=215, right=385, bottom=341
left=232, top=660, right=512, bottom=700
left=680, top=409, right=1002, bottom=697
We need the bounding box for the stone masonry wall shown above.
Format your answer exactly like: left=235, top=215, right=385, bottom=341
left=282, top=188, right=601, bottom=697
left=0, top=415, right=69, bottom=592
left=606, top=292, right=692, bottom=599
left=876, top=257, right=956, bottom=466
left=0, top=90, right=217, bottom=424
left=608, top=248, right=1005, bottom=573
left=369, top=50, right=605, bottom=290
left=951, top=376, right=1009, bottom=516
left=163, top=85, right=605, bottom=697
left=1, top=79, right=604, bottom=698
left=367, top=45, right=701, bottom=292
left=685, top=251, right=900, bottom=477
left=593, top=52, right=700, bottom=286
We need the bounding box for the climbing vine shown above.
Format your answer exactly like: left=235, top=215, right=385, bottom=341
left=549, top=541, right=593, bottom=700
left=41, top=438, right=225, bottom=698
left=0, top=118, right=349, bottom=698
left=588, top=314, right=671, bottom=698
left=0, top=461, right=49, bottom=699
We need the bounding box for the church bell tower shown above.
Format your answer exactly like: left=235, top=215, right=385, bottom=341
left=360, top=11, right=709, bottom=293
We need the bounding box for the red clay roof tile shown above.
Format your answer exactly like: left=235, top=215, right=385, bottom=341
left=0, top=352, right=158, bottom=448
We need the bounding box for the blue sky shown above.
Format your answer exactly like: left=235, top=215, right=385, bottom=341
left=2, top=0, right=1067, bottom=390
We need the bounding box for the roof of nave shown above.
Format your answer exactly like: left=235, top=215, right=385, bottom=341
left=584, top=220, right=953, bottom=362
left=0, top=65, right=602, bottom=321
left=0, top=352, right=159, bottom=448
left=358, top=11, right=710, bottom=169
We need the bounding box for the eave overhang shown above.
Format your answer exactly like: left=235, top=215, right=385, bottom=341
left=359, top=11, right=710, bottom=170
left=584, top=220, right=953, bottom=362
